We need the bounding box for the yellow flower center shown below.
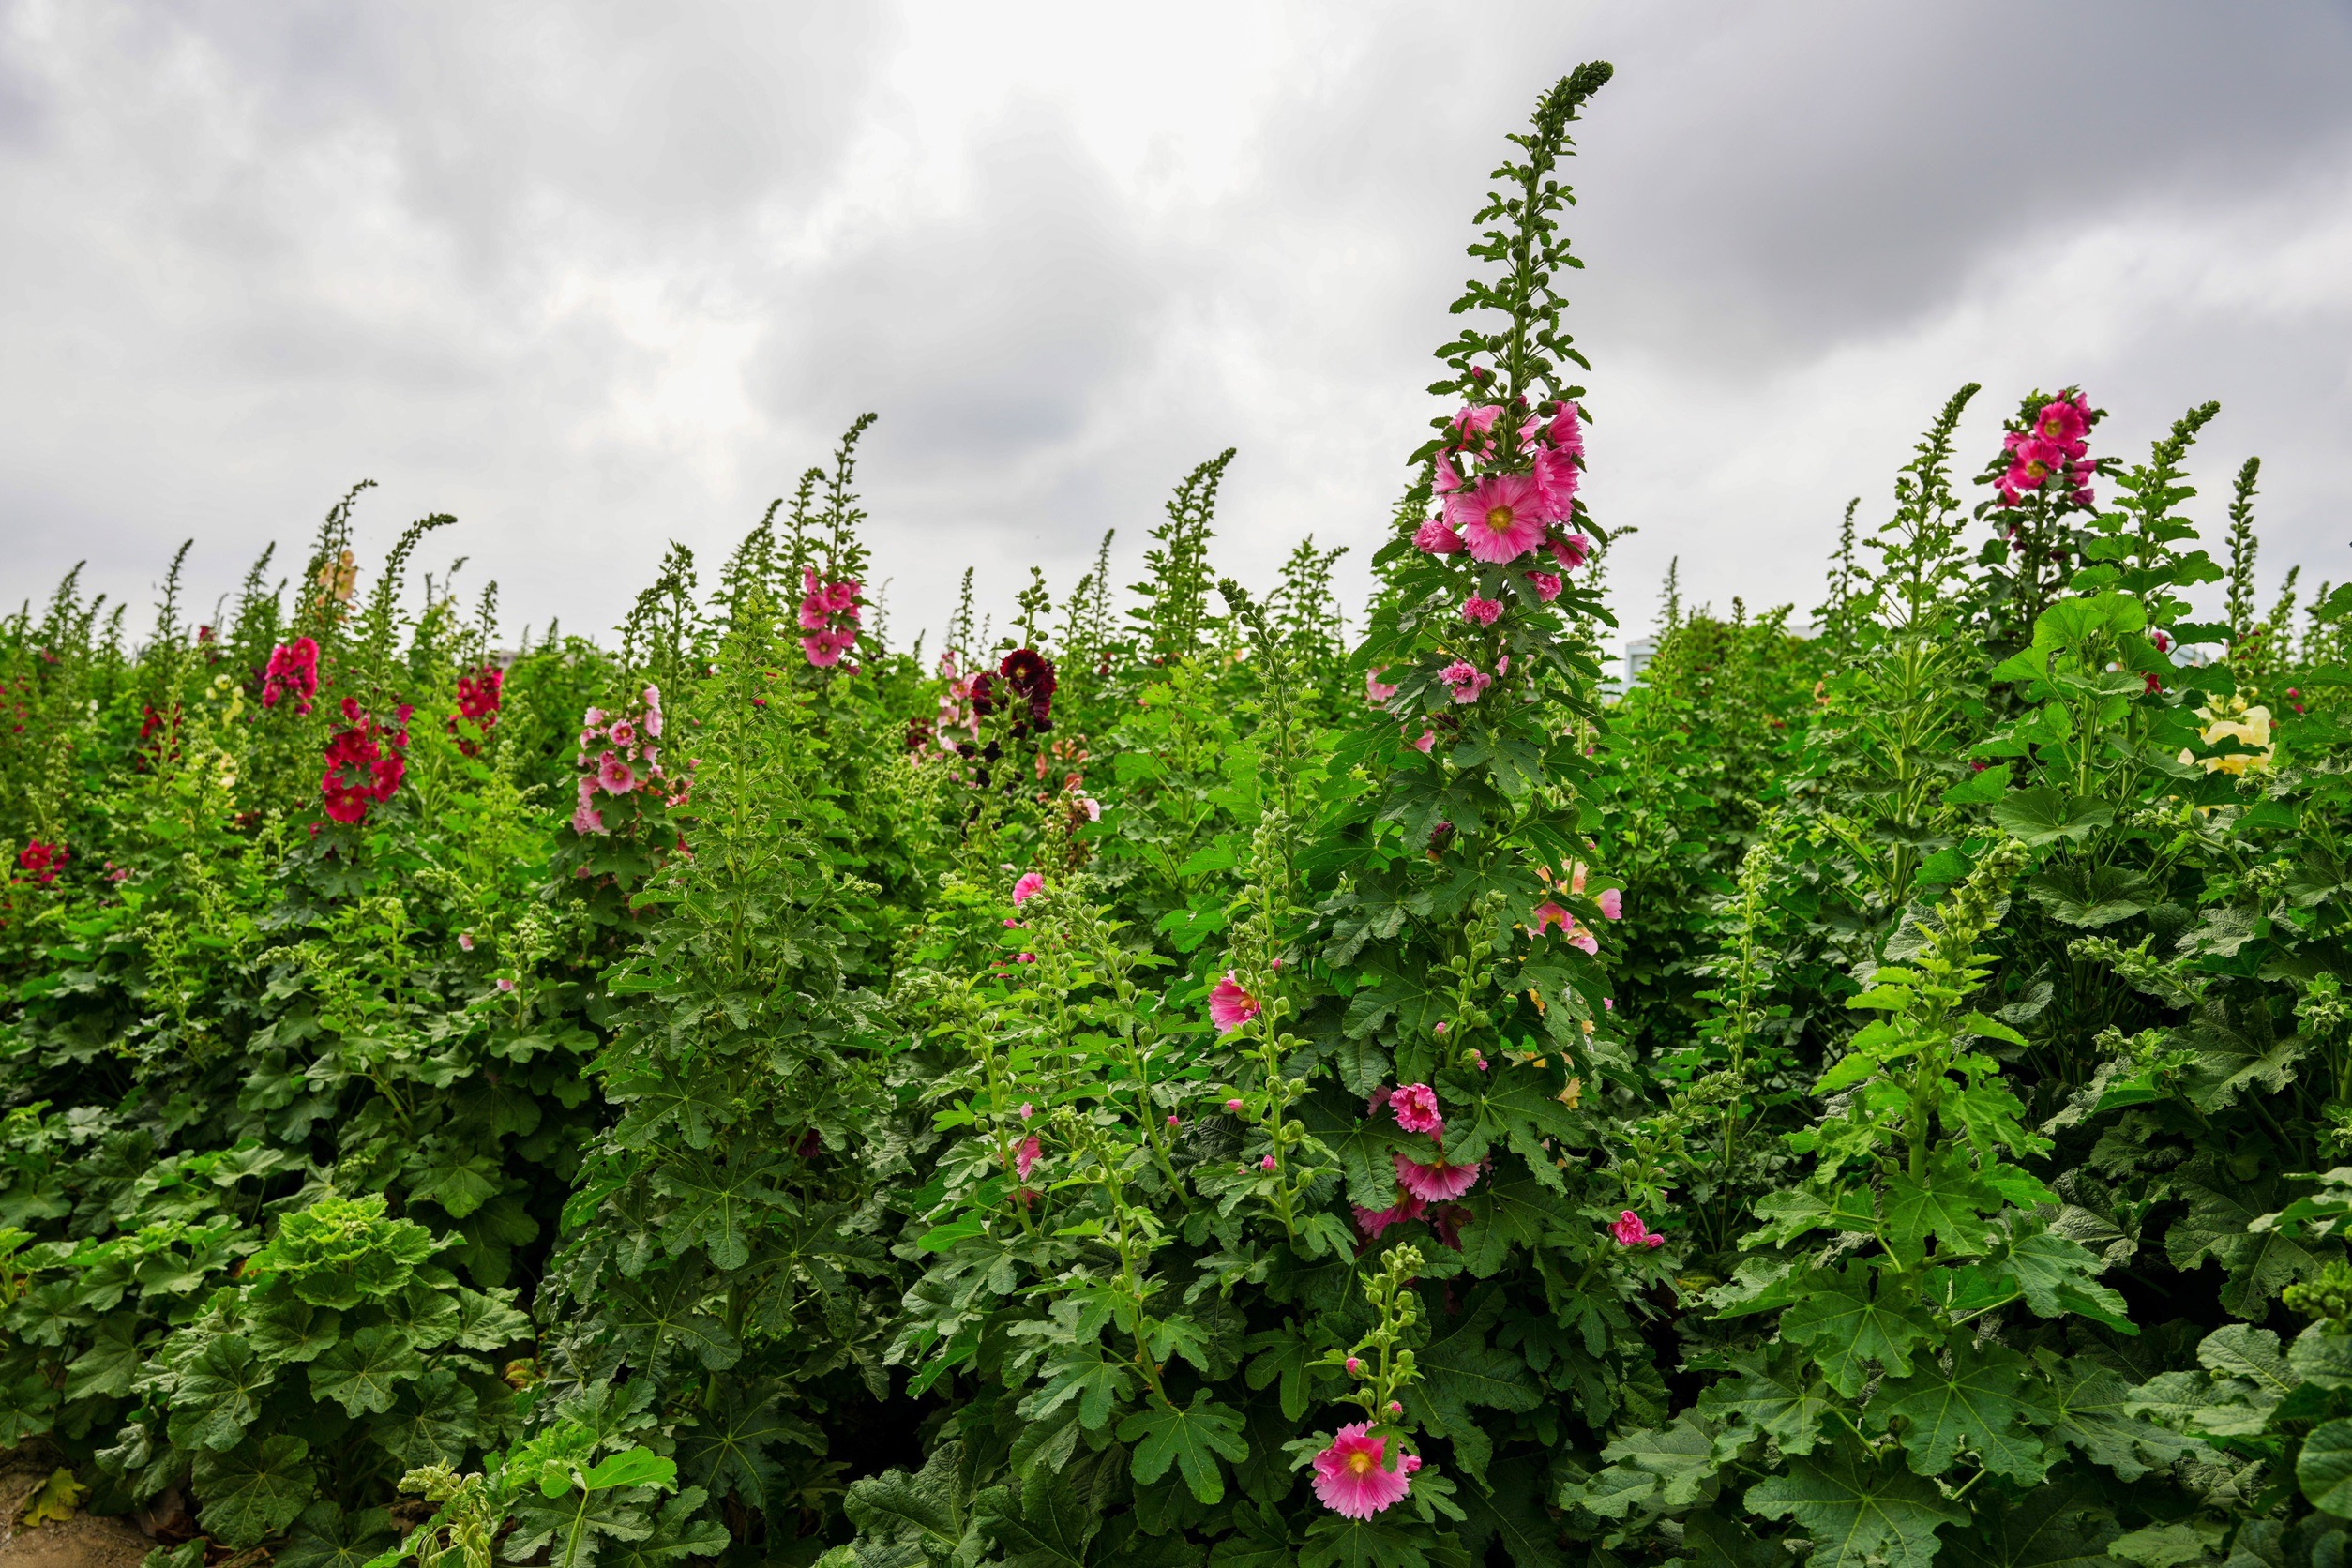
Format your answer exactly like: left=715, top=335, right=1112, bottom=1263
left=1348, top=1450, right=1376, bottom=1476
left=1485, top=505, right=1514, bottom=529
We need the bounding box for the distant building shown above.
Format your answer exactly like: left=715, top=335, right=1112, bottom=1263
left=1624, top=636, right=1658, bottom=685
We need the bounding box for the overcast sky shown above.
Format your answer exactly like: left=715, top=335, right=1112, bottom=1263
left=4, top=1, right=2349, bottom=659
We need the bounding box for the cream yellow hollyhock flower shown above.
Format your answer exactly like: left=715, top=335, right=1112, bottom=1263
left=2179, top=696, right=2275, bottom=776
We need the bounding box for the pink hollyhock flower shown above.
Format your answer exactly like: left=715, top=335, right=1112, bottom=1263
left=1013, top=871, right=1045, bottom=906
left=1259, top=1154, right=1278, bottom=1171
left=1462, top=595, right=1503, bottom=626
left=598, top=752, right=637, bottom=795
left=1533, top=901, right=1571, bottom=935
left=1441, top=660, right=1491, bottom=704
left=1597, top=887, right=1622, bottom=921
left=1451, top=403, right=1502, bottom=439
left=1345, top=1357, right=1363, bottom=1376
left=1525, top=571, right=1562, bottom=602
left=1167, top=1114, right=1181, bottom=1128
left=2035, top=397, right=2088, bottom=447
left=1016, top=1135, right=1042, bottom=1181
left=1389, top=1401, right=1403, bottom=1417
left=1570, top=927, right=1599, bottom=956
left=1547, top=533, right=1591, bottom=571
left=1210, top=972, right=1260, bottom=1033
left=825, top=580, right=861, bottom=612
left=1226, top=1098, right=1244, bottom=1111
left=798, top=593, right=830, bottom=631
left=1445, top=473, right=1548, bottom=564
left=1394, top=1150, right=1482, bottom=1202
left=1413, top=519, right=1466, bottom=556
left=1311, top=1425, right=1412, bottom=1520
left=642, top=686, right=663, bottom=738
left=1532, top=446, right=1580, bottom=519
left=459, top=933, right=475, bottom=952
left=497, top=976, right=516, bottom=993
left=1547, top=400, right=1584, bottom=456
left=609, top=719, right=636, bottom=747
left=570, top=801, right=606, bottom=835
left=1019, top=1102, right=1034, bottom=1120
left=1389, top=1084, right=1443, bottom=1136
left=1612, top=1209, right=1666, bottom=1248
left=1604, top=997, right=1614, bottom=1010
left=1365, top=669, right=1399, bottom=703
left=1352, top=1194, right=1427, bottom=1237
left=1407, top=728, right=1436, bottom=753
left=1433, top=451, right=1464, bottom=497
left=584, top=707, right=607, bottom=727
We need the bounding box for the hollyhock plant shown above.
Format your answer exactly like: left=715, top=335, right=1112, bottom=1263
left=598, top=752, right=638, bottom=795
left=1209, top=972, right=1260, bottom=1033
left=1389, top=1084, right=1443, bottom=1137
left=1612, top=1209, right=1666, bottom=1248
left=262, top=636, right=321, bottom=714
left=1444, top=473, right=1549, bottom=564
left=1393, top=1150, right=1482, bottom=1202
left=1311, top=1425, right=1414, bottom=1519
left=798, top=566, right=864, bottom=669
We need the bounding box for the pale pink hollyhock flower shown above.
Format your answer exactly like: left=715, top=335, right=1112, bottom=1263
left=1259, top=1154, right=1278, bottom=1171
left=1475, top=1055, right=1489, bottom=1072
left=1394, top=1150, right=1482, bottom=1202
left=1226, top=1098, right=1244, bottom=1112
left=1451, top=403, right=1502, bottom=440
left=1570, top=863, right=1589, bottom=895
left=1081, top=797, right=1102, bottom=822
left=584, top=708, right=607, bottom=728
left=1345, top=1357, right=1363, bottom=1376
left=641, top=686, right=663, bottom=738
left=1445, top=473, right=1547, bottom=564
left=459, top=933, right=475, bottom=952
left=1017, top=1136, right=1042, bottom=1181
left=1210, top=972, right=1260, bottom=1033
left=1462, top=596, right=1503, bottom=626
left=1016, top=954, right=1036, bottom=964
left=609, top=720, right=636, bottom=746
left=1408, top=728, right=1436, bottom=753
left=1433, top=450, right=1465, bottom=497
left=1365, top=669, right=1399, bottom=703
left=1414, top=519, right=1467, bottom=556
left=598, top=752, right=637, bottom=795
left=1441, top=660, right=1491, bottom=704
left=1525, top=571, right=1562, bottom=603
left=1598, top=888, right=1623, bottom=921
left=1351, top=1196, right=1425, bottom=1238
left=1604, top=998, right=1614, bottom=1010
left=1013, top=871, right=1045, bottom=906
left=572, top=802, right=607, bottom=835
left=1612, top=1210, right=1666, bottom=1248
left=1389, top=1084, right=1443, bottom=1137
left=1019, top=1102, right=1034, bottom=1120
left=497, top=977, right=516, bottom=993
left=1570, top=927, right=1599, bottom=956
left=1547, top=533, right=1591, bottom=571
left=1312, top=1425, right=1411, bottom=1519
left=1533, top=901, right=1571, bottom=935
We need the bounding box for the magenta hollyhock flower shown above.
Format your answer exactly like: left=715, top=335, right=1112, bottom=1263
left=1345, top=1356, right=1363, bottom=1376
left=1365, top=669, right=1399, bottom=703
left=802, top=633, right=841, bottom=667
left=598, top=752, right=637, bottom=795
left=1451, top=403, right=1502, bottom=439
left=1433, top=451, right=1464, bottom=497
left=1612, top=1209, right=1666, bottom=1248
left=1013, top=871, right=1045, bottom=906
left=1352, top=1194, right=1427, bottom=1238
left=2035, top=397, right=2088, bottom=447
left=1598, top=887, right=1623, bottom=921
left=1533, top=901, right=1570, bottom=935
left=1547, top=532, right=1591, bottom=571
left=1259, top=1154, right=1278, bottom=1171
left=1407, top=727, right=1436, bottom=753
left=1547, top=400, right=1584, bottom=456
left=1389, top=1084, right=1443, bottom=1137
left=609, top=719, right=636, bottom=747
left=1016, top=1135, right=1042, bottom=1182
left=1414, top=519, right=1467, bottom=556
left=825, top=580, right=862, bottom=612
left=1445, top=473, right=1548, bottom=564
left=798, top=592, right=830, bottom=631
left=1525, top=571, right=1562, bottom=602
left=1210, top=972, right=1260, bottom=1034
left=1462, top=595, right=1503, bottom=626
left=1532, top=446, right=1580, bottom=519
left=1311, top=1425, right=1413, bottom=1519
left=1394, top=1150, right=1482, bottom=1203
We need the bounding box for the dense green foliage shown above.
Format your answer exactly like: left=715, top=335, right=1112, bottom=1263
left=10, top=62, right=2352, bottom=1568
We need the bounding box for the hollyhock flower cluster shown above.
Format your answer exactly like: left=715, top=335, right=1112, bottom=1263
left=797, top=567, right=864, bottom=669
left=16, top=839, right=67, bottom=886
left=1419, top=398, right=1591, bottom=571
left=571, top=686, right=676, bottom=835
left=1311, top=1425, right=1420, bottom=1519
left=1441, top=660, right=1491, bottom=704
left=1209, top=972, right=1259, bottom=1034
left=1354, top=1080, right=1481, bottom=1237
left=2181, top=697, right=2275, bottom=777
left=990, top=648, right=1057, bottom=733
left=320, top=696, right=411, bottom=825
left=263, top=637, right=321, bottom=715
left=1998, top=392, right=2097, bottom=508
left=1612, top=1209, right=1666, bottom=1248
left=1461, top=595, right=1503, bottom=626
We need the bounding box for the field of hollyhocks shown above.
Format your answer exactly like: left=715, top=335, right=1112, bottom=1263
left=8, top=62, right=2352, bottom=1568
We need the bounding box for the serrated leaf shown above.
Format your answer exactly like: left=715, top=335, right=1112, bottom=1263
left=2043, top=1360, right=2201, bottom=1481
left=1745, top=1453, right=1965, bottom=1568
left=1939, top=1481, right=2120, bottom=1568
left=1779, top=1265, right=1936, bottom=1396
left=1696, top=1348, right=1832, bottom=1458
left=167, top=1334, right=274, bottom=1453
left=190, top=1433, right=317, bottom=1549
left=308, top=1326, right=422, bottom=1417
left=1119, top=1392, right=1248, bottom=1505
left=278, top=1502, right=399, bottom=1568
left=1874, top=1341, right=2045, bottom=1484
left=1020, top=1343, right=1135, bottom=1432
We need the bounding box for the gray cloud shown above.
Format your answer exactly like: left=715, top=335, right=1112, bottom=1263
left=2, top=0, right=2347, bottom=657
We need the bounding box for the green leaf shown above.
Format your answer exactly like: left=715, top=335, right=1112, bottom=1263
left=369, top=1366, right=480, bottom=1468
left=599, top=1488, right=729, bottom=1568
left=62, top=1314, right=142, bottom=1400
left=2301, top=1418, right=2352, bottom=1515
left=2293, top=1324, right=2352, bottom=1391
left=1573, top=1410, right=1721, bottom=1517
left=1943, top=765, right=2011, bottom=806
left=1413, top=1290, right=1542, bottom=1481
left=1020, top=1343, right=1136, bottom=1432
left=1989, top=788, right=2112, bottom=847
left=1696, top=1347, right=1832, bottom=1457
left=585, top=1449, right=679, bottom=1492
left=1874, top=1341, right=2045, bottom=1484
left=249, top=1299, right=343, bottom=1365
left=1456, top=1455, right=1569, bottom=1568
left=1745, top=1453, right=1965, bottom=1568
left=843, top=1441, right=975, bottom=1565
left=191, top=1434, right=318, bottom=1549
left=2026, top=865, right=2150, bottom=928
left=449, top=1287, right=533, bottom=1352
left=2042, top=1360, right=2202, bottom=1481
left=1938, top=1482, right=2120, bottom=1568
left=1882, top=1164, right=1998, bottom=1267
left=977, top=1451, right=1117, bottom=1568
left=168, top=1334, right=275, bottom=1453
left=1118, top=1392, right=1249, bottom=1505
left=1779, top=1265, right=1936, bottom=1396
left=677, top=1390, right=820, bottom=1513
left=1990, top=1230, right=2133, bottom=1330
left=277, top=1503, right=399, bottom=1568
left=308, top=1326, right=422, bottom=1417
